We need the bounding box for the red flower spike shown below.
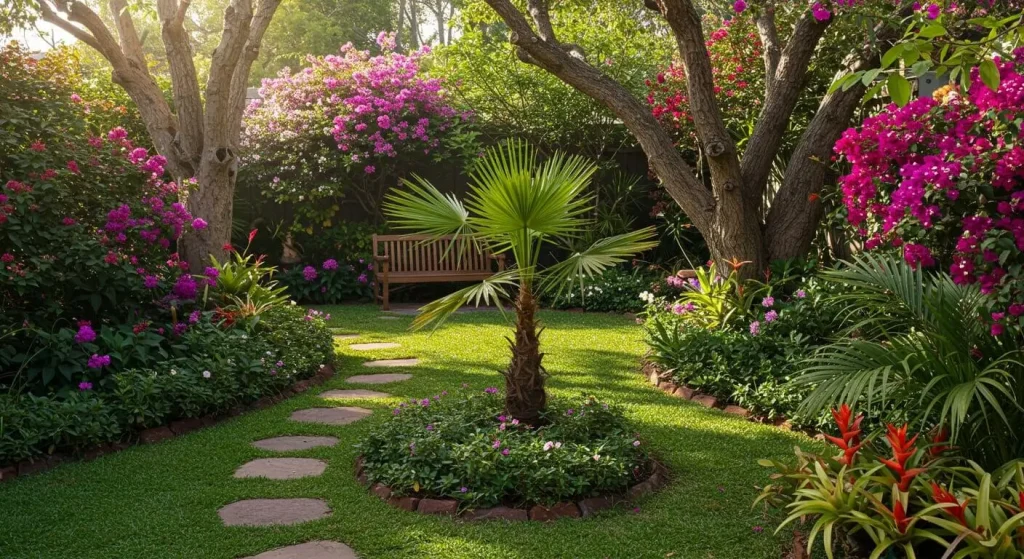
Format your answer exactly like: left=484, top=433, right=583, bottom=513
left=828, top=405, right=865, bottom=465
left=893, top=501, right=911, bottom=534
left=882, top=423, right=925, bottom=492
left=929, top=426, right=950, bottom=457
left=248, top=228, right=258, bottom=244
left=931, top=482, right=968, bottom=526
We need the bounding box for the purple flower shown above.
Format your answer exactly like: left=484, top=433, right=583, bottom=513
left=323, top=258, right=339, bottom=270
left=733, top=0, right=746, bottom=12
left=794, top=289, right=807, bottom=299
left=189, top=310, right=201, bottom=324
left=78, top=381, right=92, bottom=391
left=926, top=2, right=940, bottom=19
left=276, top=361, right=284, bottom=367
left=749, top=321, right=761, bottom=336
left=484, top=387, right=499, bottom=394
left=204, top=266, right=219, bottom=283
left=425, top=424, right=434, bottom=431
left=459, top=486, right=468, bottom=493
left=75, top=324, right=96, bottom=344
left=172, top=274, right=198, bottom=300
left=191, top=218, right=208, bottom=230
left=87, top=354, right=111, bottom=369
left=492, top=439, right=501, bottom=449
left=566, top=408, right=574, bottom=416
left=420, top=398, right=430, bottom=407
left=753, top=525, right=764, bottom=534
left=764, top=310, right=779, bottom=323
left=357, top=273, right=368, bottom=283
left=501, top=448, right=510, bottom=456
left=761, top=296, right=774, bottom=308
left=303, top=266, right=318, bottom=281
left=811, top=2, right=831, bottom=21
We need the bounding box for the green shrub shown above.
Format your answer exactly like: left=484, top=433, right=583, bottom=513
left=0, top=392, right=121, bottom=463
left=545, top=266, right=660, bottom=313
left=359, top=388, right=649, bottom=508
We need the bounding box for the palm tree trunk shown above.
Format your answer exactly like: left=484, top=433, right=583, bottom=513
left=504, top=286, right=546, bottom=422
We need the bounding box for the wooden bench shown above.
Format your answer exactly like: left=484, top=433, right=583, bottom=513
left=372, top=234, right=505, bottom=310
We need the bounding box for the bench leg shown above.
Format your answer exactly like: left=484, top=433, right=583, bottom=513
left=382, top=279, right=390, bottom=311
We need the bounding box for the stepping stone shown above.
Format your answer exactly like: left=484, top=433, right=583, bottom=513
left=349, top=342, right=400, bottom=351
left=345, top=373, right=413, bottom=384
left=252, top=436, right=339, bottom=452
left=219, top=498, right=330, bottom=526
left=241, top=541, right=358, bottom=559
left=290, top=407, right=372, bottom=426
left=234, top=458, right=328, bottom=480
left=320, top=389, right=391, bottom=399
left=363, top=358, right=419, bottom=368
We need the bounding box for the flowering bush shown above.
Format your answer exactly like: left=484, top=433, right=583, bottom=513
left=240, top=32, right=479, bottom=229
left=642, top=263, right=841, bottom=422
left=359, top=388, right=649, bottom=508
left=544, top=266, right=663, bottom=313
left=835, top=52, right=1024, bottom=336
left=757, top=405, right=1024, bottom=559
left=277, top=256, right=374, bottom=304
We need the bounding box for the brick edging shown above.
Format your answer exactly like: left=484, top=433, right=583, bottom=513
left=0, top=363, right=337, bottom=483
left=641, top=359, right=793, bottom=429
left=355, top=455, right=670, bottom=521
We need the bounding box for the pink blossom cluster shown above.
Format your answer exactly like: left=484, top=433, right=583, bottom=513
left=243, top=32, right=468, bottom=177
left=834, top=50, right=1024, bottom=334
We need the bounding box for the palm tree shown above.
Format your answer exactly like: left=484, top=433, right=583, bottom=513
left=383, top=140, right=657, bottom=422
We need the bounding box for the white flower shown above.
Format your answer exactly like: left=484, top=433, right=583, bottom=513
left=202, top=370, right=211, bottom=379
left=554, top=442, right=562, bottom=449
left=543, top=441, right=554, bottom=451
left=639, top=291, right=655, bottom=303
left=592, top=454, right=601, bottom=461
left=169, top=369, right=177, bottom=376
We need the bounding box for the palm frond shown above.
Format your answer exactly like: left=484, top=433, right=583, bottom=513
left=410, top=269, right=520, bottom=331
left=383, top=174, right=473, bottom=239
left=538, top=227, right=658, bottom=300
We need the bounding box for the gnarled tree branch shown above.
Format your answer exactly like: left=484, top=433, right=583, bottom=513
left=754, top=3, right=781, bottom=93
left=226, top=0, right=282, bottom=145
left=157, top=0, right=204, bottom=171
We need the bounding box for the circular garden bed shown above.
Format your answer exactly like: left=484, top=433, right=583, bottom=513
left=355, top=387, right=667, bottom=521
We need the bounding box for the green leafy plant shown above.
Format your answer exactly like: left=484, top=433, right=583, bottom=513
left=796, top=254, right=1024, bottom=468
left=383, top=140, right=657, bottom=421
left=359, top=388, right=648, bottom=509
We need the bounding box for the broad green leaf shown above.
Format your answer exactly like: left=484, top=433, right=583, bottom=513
left=918, top=24, right=946, bottom=38
left=888, top=74, right=912, bottom=106
left=979, top=59, right=1001, bottom=92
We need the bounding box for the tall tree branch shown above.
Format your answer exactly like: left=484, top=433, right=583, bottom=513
left=740, top=13, right=830, bottom=208
left=754, top=3, right=781, bottom=93
left=482, top=0, right=716, bottom=232
left=35, top=0, right=100, bottom=52
left=157, top=0, right=204, bottom=170
left=107, top=0, right=146, bottom=69
left=203, top=0, right=253, bottom=149
left=226, top=0, right=282, bottom=145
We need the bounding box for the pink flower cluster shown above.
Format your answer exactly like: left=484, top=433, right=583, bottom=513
left=835, top=50, right=1024, bottom=334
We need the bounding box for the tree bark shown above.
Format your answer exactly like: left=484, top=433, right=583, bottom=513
left=504, top=286, right=546, bottom=422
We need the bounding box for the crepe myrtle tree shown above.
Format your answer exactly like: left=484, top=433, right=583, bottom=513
left=384, top=140, right=657, bottom=422
left=28, top=0, right=281, bottom=271
left=478, top=0, right=913, bottom=276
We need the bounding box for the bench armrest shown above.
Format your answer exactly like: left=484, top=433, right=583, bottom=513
left=374, top=255, right=390, bottom=262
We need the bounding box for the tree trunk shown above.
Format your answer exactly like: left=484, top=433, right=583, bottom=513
left=504, top=286, right=546, bottom=423
left=182, top=148, right=237, bottom=271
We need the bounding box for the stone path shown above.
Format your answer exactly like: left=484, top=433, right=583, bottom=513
left=235, top=458, right=328, bottom=480
left=222, top=325, right=419, bottom=557
left=345, top=373, right=413, bottom=384
left=363, top=358, right=419, bottom=368
left=252, top=436, right=339, bottom=452
left=290, top=407, right=373, bottom=426
left=219, top=498, right=331, bottom=526
left=241, top=541, right=358, bottom=559
left=349, top=342, right=400, bottom=351
left=320, top=389, right=391, bottom=399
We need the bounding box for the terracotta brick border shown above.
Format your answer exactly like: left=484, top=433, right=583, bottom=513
left=0, top=363, right=337, bottom=483
left=355, top=455, right=670, bottom=522
left=641, top=359, right=793, bottom=429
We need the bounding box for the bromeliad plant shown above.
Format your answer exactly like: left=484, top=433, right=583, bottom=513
left=383, top=140, right=657, bottom=422
left=756, top=405, right=1024, bottom=559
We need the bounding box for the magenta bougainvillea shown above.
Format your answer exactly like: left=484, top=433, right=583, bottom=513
left=241, top=32, right=476, bottom=228
left=834, top=51, right=1024, bottom=334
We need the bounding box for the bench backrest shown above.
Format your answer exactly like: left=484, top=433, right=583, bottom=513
left=372, top=234, right=492, bottom=274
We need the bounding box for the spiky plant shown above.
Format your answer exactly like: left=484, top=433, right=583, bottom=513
left=383, top=140, right=657, bottom=422
left=796, top=253, right=1024, bottom=468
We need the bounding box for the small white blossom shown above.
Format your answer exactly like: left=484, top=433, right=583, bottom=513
left=202, top=370, right=211, bottom=379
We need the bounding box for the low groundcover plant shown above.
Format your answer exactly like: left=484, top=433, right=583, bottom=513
left=358, top=386, right=649, bottom=509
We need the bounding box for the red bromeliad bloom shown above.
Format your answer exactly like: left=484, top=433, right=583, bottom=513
left=931, top=481, right=968, bottom=526
left=893, top=501, right=911, bottom=534
left=880, top=424, right=927, bottom=491
left=929, top=426, right=950, bottom=457
left=826, top=404, right=865, bottom=465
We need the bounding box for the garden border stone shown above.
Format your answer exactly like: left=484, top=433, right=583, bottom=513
left=355, top=455, right=669, bottom=522
left=1, top=363, right=337, bottom=482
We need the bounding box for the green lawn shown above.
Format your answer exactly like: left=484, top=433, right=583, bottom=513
left=0, top=305, right=811, bottom=559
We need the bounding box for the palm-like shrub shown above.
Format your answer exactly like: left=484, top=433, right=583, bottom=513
left=383, top=140, right=657, bottom=421
left=796, top=254, right=1024, bottom=467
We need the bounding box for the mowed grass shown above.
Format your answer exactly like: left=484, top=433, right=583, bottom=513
left=0, top=305, right=811, bottom=559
